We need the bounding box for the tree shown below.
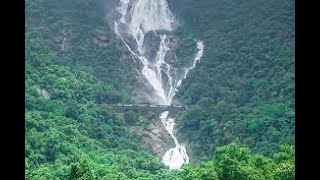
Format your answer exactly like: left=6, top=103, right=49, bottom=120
left=67, top=159, right=96, bottom=180
left=26, top=165, right=58, bottom=180
left=273, top=145, right=295, bottom=180
left=214, top=143, right=274, bottom=180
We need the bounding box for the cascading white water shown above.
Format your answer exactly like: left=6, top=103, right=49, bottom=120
left=114, top=0, right=175, bottom=105
left=176, top=41, right=204, bottom=88
left=160, top=111, right=189, bottom=170
left=113, top=0, right=204, bottom=170
left=161, top=40, right=204, bottom=170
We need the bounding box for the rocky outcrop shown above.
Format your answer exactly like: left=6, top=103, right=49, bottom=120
left=93, top=29, right=110, bottom=47
left=47, top=29, right=79, bottom=52
left=130, top=119, right=175, bottom=157
left=37, top=88, right=51, bottom=99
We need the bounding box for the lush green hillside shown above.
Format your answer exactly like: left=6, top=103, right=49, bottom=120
left=25, top=0, right=294, bottom=179
left=170, top=0, right=295, bottom=160
left=25, top=0, right=168, bottom=179
left=26, top=0, right=137, bottom=103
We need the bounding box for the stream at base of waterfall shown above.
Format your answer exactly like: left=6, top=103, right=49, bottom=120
left=113, top=0, right=204, bottom=170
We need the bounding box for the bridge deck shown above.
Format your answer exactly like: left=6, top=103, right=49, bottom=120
left=106, top=103, right=186, bottom=108
left=101, top=104, right=188, bottom=113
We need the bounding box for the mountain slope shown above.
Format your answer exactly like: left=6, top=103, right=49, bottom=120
left=169, top=0, right=295, bottom=160
left=25, top=0, right=294, bottom=179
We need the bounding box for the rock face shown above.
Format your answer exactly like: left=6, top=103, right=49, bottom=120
left=93, top=29, right=110, bottom=47
left=130, top=119, right=175, bottom=157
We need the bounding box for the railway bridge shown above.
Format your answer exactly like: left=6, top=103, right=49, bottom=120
left=101, top=103, right=188, bottom=114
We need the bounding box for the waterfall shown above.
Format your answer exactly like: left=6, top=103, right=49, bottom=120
left=160, top=111, right=189, bottom=170
left=176, top=41, right=204, bottom=88
left=113, top=0, right=204, bottom=170
left=114, top=0, right=175, bottom=105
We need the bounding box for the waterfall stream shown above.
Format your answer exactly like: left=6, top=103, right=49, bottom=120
left=113, top=0, right=204, bottom=170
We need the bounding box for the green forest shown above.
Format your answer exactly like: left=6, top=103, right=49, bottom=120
left=25, top=0, right=295, bottom=179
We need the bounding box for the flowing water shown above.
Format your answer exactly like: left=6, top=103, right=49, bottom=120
left=160, top=111, right=189, bottom=169
left=113, top=0, right=204, bottom=170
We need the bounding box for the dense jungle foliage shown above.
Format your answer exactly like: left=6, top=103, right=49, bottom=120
left=170, top=0, right=295, bottom=160
left=25, top=0, right=294, bottom=179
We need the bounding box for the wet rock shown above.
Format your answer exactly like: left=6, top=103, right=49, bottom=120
left=164, top=51, right=177, bottom=64
left=130, top=119, right=175, bottom=157
left=143, top=32, right=161, bottom=62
